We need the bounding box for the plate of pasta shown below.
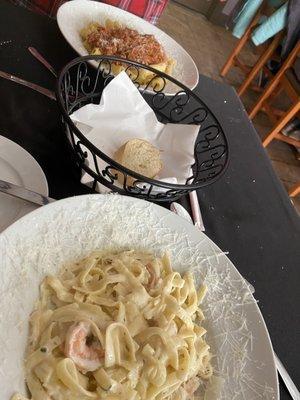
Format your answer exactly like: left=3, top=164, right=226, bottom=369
left=0, top=195, right=278, bottom=400
left=56, top=0, right=199, bottom=94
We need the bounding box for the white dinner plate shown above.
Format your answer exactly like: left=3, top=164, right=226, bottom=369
left=57, top=0, right=199, bottom=94
left=0, top=194, right=278, bottom=400
left=0, top=135, right=48, bottom=232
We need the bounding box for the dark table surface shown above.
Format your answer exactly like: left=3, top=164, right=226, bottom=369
left=0, top=1, right=299, bottom=398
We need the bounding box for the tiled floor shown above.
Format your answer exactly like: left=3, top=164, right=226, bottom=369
left=158, top=1, right=300, bottom=213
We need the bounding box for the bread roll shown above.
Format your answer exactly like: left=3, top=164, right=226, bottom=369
left=114, top=139, right=162, bottom=186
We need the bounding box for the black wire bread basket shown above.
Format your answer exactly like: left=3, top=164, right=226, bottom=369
left=56, top=55, right=229, bottom=202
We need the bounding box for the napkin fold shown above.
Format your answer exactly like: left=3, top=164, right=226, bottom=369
left=70, top=72, right=199, bottom=191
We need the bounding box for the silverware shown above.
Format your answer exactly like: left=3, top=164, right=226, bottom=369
left=189, top=191, right=205, bottom=231
left=170, top=205, right=299, bottom=400
left=274, top=353, right=300, bottom=400
left=0, top=70, right=56, bottom=101
left=0, top=179, right=55, bottom=206
left=28, top=47, right=57, bottom=78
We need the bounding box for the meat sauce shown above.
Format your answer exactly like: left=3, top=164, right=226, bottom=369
left=86, top=26, right=167, bottom=65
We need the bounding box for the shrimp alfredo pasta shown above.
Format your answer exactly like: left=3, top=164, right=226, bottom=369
left=12, top=250, right=212, bottom=400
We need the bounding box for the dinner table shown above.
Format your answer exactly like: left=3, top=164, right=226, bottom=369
left=0, top=0, right=299, bottom=398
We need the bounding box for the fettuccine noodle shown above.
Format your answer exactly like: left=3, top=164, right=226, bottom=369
left=12, top=250, right=212, bottom=400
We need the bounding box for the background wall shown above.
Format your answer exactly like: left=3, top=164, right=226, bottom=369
left=173, top=0, right=228, bottom=26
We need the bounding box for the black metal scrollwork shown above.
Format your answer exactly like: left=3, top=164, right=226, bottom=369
left=102, top=166, right=119, bottom=184
left=75, top=140, right=88, bottom=163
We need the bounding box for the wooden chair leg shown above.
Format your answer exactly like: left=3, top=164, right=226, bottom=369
left=237, top=32, right=282, bottom=97
left=249, top=77, right=281, bottom=119
left=249, top=41, right=300, bottom=119
left=262, top=100, right=300, bottom=147
left=220, top=12, right=261, bottom=77
left=289, top=183, right=300, bottom=197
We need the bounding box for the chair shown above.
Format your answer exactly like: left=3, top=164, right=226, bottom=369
left=289, top=183, right=300, bottom=198
left=248, top=41, right=300, bottom=199
left=220, top=3, right=283, bottom=97
left=248, top=41, right=300, bottom=148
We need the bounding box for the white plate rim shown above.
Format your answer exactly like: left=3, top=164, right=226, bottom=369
left=0, top=194, right=279, bottom=400
left=56, top=0, right=199, bottom=95
left=0, top=135, right=48, bottom=231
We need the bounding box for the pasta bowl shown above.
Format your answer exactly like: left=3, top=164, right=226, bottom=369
left=0, top=194, right=278, bottom=400
left=57, top=0, right=199, bottom=95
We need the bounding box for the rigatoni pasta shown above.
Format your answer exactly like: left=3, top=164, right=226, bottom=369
left=80, top=20, right=175, bottom=89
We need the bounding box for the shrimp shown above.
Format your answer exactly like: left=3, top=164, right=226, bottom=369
left=184, top=377, right=200, bottom=399
left=146, top=263, right=158, bottom=290
left=64, top=321, right=104, bottom=372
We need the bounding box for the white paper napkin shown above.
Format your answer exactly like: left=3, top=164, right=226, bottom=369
left=70, top=72, right=199, bottom=192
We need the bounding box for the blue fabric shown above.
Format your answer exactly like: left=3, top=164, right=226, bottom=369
left=232, top=0, right=288, bottom=41
left=268, top=0, right=286, bottom=7
left=251, top=3, right=288, bottom=45
left=232, top=0, right=263, bottom=39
